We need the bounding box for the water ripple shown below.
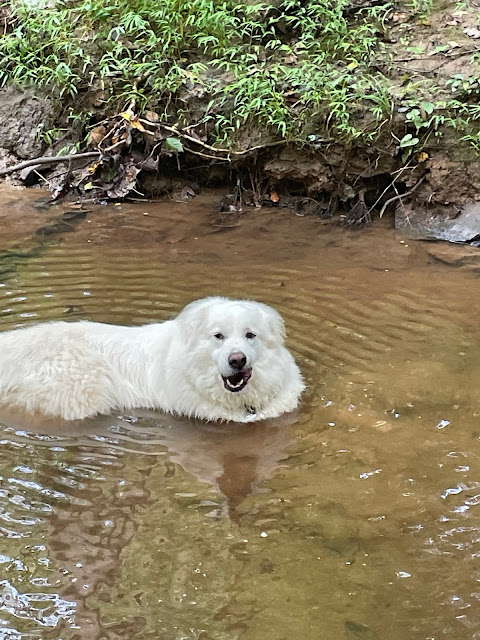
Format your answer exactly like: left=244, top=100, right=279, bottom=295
left=0, top=580, right=75, bottom=628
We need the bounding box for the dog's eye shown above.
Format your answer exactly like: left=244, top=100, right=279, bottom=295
left=214, top=333, right=225, bottom=340
left=245, top=332, right=256, bottom=339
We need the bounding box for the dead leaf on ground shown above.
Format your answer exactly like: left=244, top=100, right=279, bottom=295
left=141, top=156, right=159, bottom=171
left=144, top=110, right=159, bottom=122
left=112, top=130, right=132, bottom=147
left=119, top=106, right=135, bottom=121
left=416, top=151, right=429, bottom=163
left=106, top=162, right=141, bottom=199
left=88, top=125, right=107, bottom=148
left=119, top=112, right=146, bottom=131
left=88, top=160, right=102, bottom=174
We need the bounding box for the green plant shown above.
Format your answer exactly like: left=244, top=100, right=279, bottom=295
left=446, top=74, right=480, bottom=99
left=41, top=127, right=68, bottom=145
left=0, top=0, right=396, bottom=146
left=406, top=0, right=433, bottom=15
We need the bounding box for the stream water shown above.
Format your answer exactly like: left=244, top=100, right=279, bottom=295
left=0, top=186, right=479, bottom=640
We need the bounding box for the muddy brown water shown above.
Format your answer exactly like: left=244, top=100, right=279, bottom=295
left=0, top=185, right=480, bottom=639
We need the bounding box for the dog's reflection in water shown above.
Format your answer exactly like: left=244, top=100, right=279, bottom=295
left=108, top=410, right=296, bottom=519
left=139, top=412, right=296, bottom=518
left=0, top=405, right=297, bottom=518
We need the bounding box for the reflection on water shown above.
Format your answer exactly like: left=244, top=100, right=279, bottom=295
left=1, top=186, right=480, bottom=638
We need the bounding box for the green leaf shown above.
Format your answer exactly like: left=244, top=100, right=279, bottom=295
left=164, top=137, right=184, bottom=153
left=399, top=134, right=419, bottom=148
left=420, top=101, right=434, bottom=114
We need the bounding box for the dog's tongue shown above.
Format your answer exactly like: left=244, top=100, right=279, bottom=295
left=242, top=369, right=252, bottom=383
left=228, top=369, right=251, bottom=385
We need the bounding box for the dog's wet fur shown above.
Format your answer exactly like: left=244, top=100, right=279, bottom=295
left=0, top=297, right=305, bottom=422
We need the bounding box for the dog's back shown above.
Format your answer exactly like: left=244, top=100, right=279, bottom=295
left=0, top=320, right=174, bottom=420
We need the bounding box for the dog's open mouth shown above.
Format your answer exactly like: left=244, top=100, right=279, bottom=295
left=222, top=368, right=252, bottom=392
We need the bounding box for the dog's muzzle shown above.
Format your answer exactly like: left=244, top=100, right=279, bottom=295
left=222, top=351, right=251, bottom=392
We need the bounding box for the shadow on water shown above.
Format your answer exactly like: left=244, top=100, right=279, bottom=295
left=1, top=185, right=480, bottom=639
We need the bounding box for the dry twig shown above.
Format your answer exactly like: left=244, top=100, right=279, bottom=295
left=0, top=152, right=100, bottom=176
left=379, top=176, right=426, bottom=218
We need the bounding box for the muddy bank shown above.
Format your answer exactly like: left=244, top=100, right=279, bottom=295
left=3, top=92, right=480, bottom=246
left=1, top=2, right=480, bottom=244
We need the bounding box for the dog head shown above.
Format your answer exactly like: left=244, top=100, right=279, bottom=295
left=176, top=297, right=286, bottom=401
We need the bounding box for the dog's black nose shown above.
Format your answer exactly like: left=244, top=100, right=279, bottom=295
left=228, top=352, right=247, bottom=370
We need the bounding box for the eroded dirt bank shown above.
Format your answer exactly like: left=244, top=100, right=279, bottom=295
left=1, top=1, right=480, bottom=243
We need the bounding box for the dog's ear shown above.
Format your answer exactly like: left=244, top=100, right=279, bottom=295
left=175, top=297, right=227, bottom=340
left=258, top=303, right=286, bottom=345
left=176, top=298, right=209, bottom=328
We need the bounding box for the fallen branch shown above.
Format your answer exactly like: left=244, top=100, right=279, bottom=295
left=368, top=161, right=413, bottom=214
left=182, top=147, right=230, bottom=161
left=139, top=119, right=305, bottom=157
left=0, top=152, right=101, bottom=177
left=379, top=176, right=426, bottom=218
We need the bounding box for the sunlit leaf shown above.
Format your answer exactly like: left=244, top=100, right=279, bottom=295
left=416, top=151, right=429, bottom=163
left=129, top=117, right=146, bottom=132
left=119, top=109, right=135, bottom=122
left=87, top=162, right=100, bottom=173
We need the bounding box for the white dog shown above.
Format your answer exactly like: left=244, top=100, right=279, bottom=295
left=0, top=297, right=305, bottom=422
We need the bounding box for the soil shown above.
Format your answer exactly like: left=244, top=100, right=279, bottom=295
left=1, top=2, right=480, bottom=244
